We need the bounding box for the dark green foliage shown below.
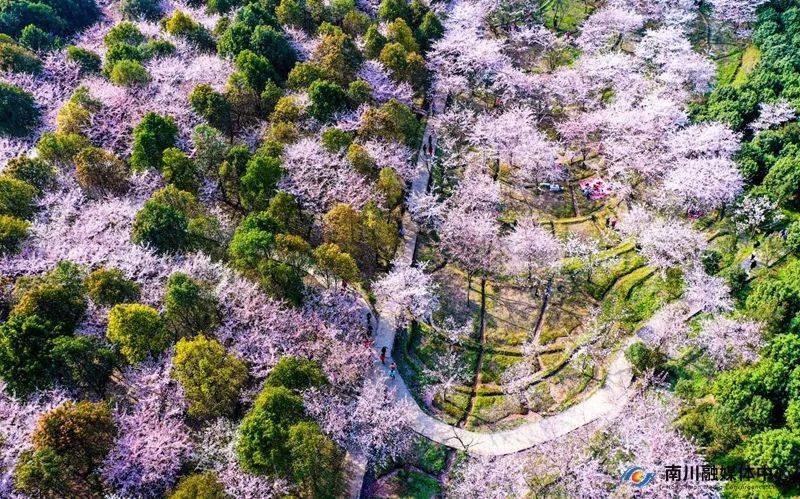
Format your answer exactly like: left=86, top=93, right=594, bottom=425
left=743, top=429, right=800, bottom=480
left=0, top=314, right=64, bottom=395
left=50, top=335, right=116, bottom=395
left=36, top=132, right=90, bottom=167
left=109, top=59, right=150, bottom=86
left=0, top=0, right=99, bottom=39
left=4, top=156, right=54, bottom=192
left=625, top=341, right=667, bottom=377
left=140, top=38, right=175, bottom=58
left=266, top=356, right=326, bottom=391
left=236, top=385, right=305, bottom=475
left=358, top=98, right=421, bottom=146
left=266, top=191, right=310, bottom=237
left=74, top=147, right=129, bottom=197
left=163, top=272, right=219, bottom=337
left=207, top=0, right=243, bottom=14
left=240, top=154, right=283, bottom=211
left=363, top=24, right=386, bottom=59
left=257, top=259, right=305, bottom=305
left=162, top=10, right=215, bottom=51
left=85, top=268, right=140, bottom=306
left=378, top=0, right=412, bottom=23
left=189, top=84, right=232, bottom=133
left=235, top=50, right=280, bottom=92
left=162, top=148, right=199, bottom=193
left=786, top=221, right=800, bottom=253
left=0, top=215, right=29, bottom=255
left=66, top=45, right=101, bottom=72
left=347, top=79, right=372, bottom=105
left=763, top=147, right=800, bottom=206
left=131, top=112, right=178, bottom=171
left=249, top=25, right=296, bottom=77
left=17, top=400, right=116, bottom=496
left=417, top=10, right=443, bottom=48
left=287, top=421, right=346, bottom=498
left=0, top=82, right=39, bottom=137
left=286, top=61, right=324, bottom=89
left=131, top=199, right=188, bottom=253
left=307, top=79, right=349, bottom=121
left=13, top=280, right=88, bottom=333
left=104, top=21, right=145, bottom=47
left=321, top=127, right=353, bottom=153
left=119, top=0, right=162, bottom=20
left=19, top=24, right=54, bottom=51
left=0, top=41, right=41, bottom=73
left=229, top=211, right=283, bottom=269
left=261, top=80, right=282, bottom=115
left=169, top=472, right=227, bottom=499
left=131, top=185, right=218, bottom=255
left=276, top=0, right=313, bottom=31
left=218, top=144, right=251, bottom=204
left=103, top=43, right=143, bottom=72
left=14, top=448, right=69, bottom=496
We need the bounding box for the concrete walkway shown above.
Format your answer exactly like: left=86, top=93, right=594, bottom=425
left=366, top=88, right=636, bottom=457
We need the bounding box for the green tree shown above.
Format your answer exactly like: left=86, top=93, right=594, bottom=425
left=363, top=24, right=386, bottom=59
left=228, top=211, right=283, bottom=270
left=249, top=25, right=296, bottom=77
left=75, top=147, right=129, bottom=197
left=163, top=272, right=219, bottom=337
left=130, top=112, right=179, bottom=171
left=50, top=335, right=116, bottom=396
left=266, top=191, right=310, bottom=238
left=4, top=156, right=54, bottom=192
left=288, top=422, right=346, bottom=498
left=173, top=334, right=248, bottom=420
left=0, top=83, right=39, bottom=137
left=85, top=268, right=140, bottom=306
left=308, top=79, right=349, bottom=121
left=13, top=267, right=88, bottom=333
left=66, top=45, right=101, bottom=72
left=131, top=200, right=190, bottom=253
left=240, top=154, right=283, bottom=211
left=313, top=28, right=361, bottom=85
left=19, top=24, right=54, bottom=51
left=236, top=386, right=305, bottom=475
left=162, top=147, right=198, bottom=193
left=358, top=98, right=420, bottom=146
left=162, top=10, right=214, bottom=51
left=286, top=61, right=324, bottom=89
left=744, top=429, right=800, bottom=480
left=378, top=0, right=411, bottom=23
left=0, top=314, right=64, bottom=395
left=386, top=18, right=418, bottom=52
left=169, top=472, right=227, bottom=499
left=417, top=10, right=443, bottom=48
left=119, top=0, right=162, bottom=20
left=321, top=127, right=352, bottom=153
left=106, top=303, right=171, bottom=363
left=32, top=401, right=116, bottom=479
left=235, top=49, right=279, bottom=92
left=313, top=243, right=359, bottom=286
left=276, top=0, right=313, bottom=31
left=0, top=41, right=42, bottom=74
left=764, top=151, right=800, bottom=206
left=109, top=59, right=151, bottom=86
left=189, top=84, right=232, bottom=135
left=192, top=124, right=228, bottom=176
left=104, top=21, right=144, bottom=47
left=377, top=167, right=404, bottom=208
left=36, top=131, right=89, bottom=168
left=265, top=356, right=325, bottom=391
left=0, top=215, right=29, bottom=255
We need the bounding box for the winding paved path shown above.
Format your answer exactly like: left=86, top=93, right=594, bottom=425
left=368, top=90, right=636, bottom=457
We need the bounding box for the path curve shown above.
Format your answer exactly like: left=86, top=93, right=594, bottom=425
left=368, top=89, right=637, bottom=457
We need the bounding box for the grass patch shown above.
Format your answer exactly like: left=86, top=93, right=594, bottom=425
left=392, top=470, right=441, bottom=499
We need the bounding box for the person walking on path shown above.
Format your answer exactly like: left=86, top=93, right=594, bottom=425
left=380, top=346, right=387, bottom=364
left=389, top=362, right=396, bottom=379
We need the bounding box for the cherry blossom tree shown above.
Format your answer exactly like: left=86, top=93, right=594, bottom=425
left=447, top=454, right=531, bottom=498
left=504, top=217, right=563, bottom=285
left=357, top=61, right=414, bottom=106
left=305, top=378, right=416, bottom=467
left=0, top=384, right=69, bottom=497
left=280, top=138, right=378, bottom=213
left=373, top=262, right=439, bottom=326
left=751, top=100, right=797, bottom=132
left=694, top=316, right=763, bottom=368
left=684, top=268, right=733, bottom=314
left=101, top=358, right=194, bottom=498
left=660, top=157, right=743, bottom=212
left=620, top=206, right=707, bottom=270
left=576, top=5, right=644, bottom=54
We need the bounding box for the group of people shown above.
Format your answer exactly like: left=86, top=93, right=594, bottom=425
left=363, top=312, right=396, bottom=379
